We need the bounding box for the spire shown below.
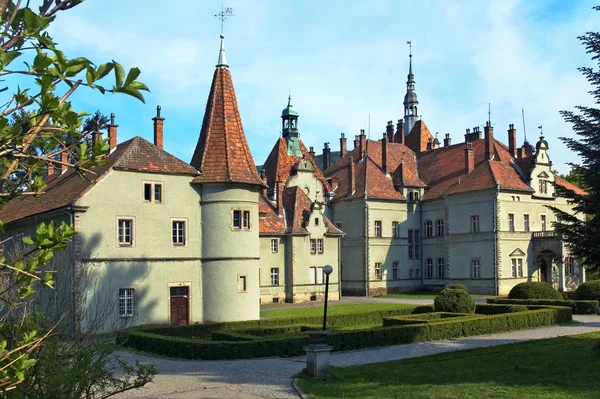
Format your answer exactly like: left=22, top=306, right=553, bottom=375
left=404, top=41, right=419, bottom=135
left=216, top=34, right=228, bottom=68
left=191, top=36, right=263, bottom=187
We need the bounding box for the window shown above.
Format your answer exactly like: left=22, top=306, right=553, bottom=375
left=270, top=239, right=278, bottom=253
left=118, top=288, right=134, bottom=317
left=413, top=191, right=420, bottom=202
left=374, top=262, right=382, bottom=280
left=118, top=219, right=133, bottom=246
left=392, top=261, right=399, bottom=280
left=436, top=219, right=444, bottom=236
left=315, top=218, right=319, bottom=226
left=540, top=215, right=547, bottom=231
left=233, top=209, right=251, bottom=230
left=317, top=239, right=324, bottom=254
left=310, top=266, right=324, bottom=285
left=143, top=182, right=163, bottom=203
left=470, top=215, right=480, bottom=233
left=375, top=221, right=382, bottom=237
left=437, top=258, right=445, bottom=279
left=539, top=179, right=548, bottom=194
left=238, top=275, right=247, bottom=292
left=511, top=258, right=523, bottom=278
left=409, top=269, right=413, bottom=278
left=408, top=229, right=420, bottom=259
left=310, top=239, right=316, bottom=254
left=335, top=222, right=343, bottom=229
left=425, top=258, right=433, bottom=279
left=415, top=268, right=421, bottom=278
left=424, top=220, right=433, bottom=238
left=565, top=257, right=575, bottom=275
left=471, top=259, right=481, bottom=279
left=508, top=213, right=515, bottom=232
left=172, top=220, right=186, bottom=245
left=524, top=214, right=530, bottom=232
left=270, top=267, right=279, bottom=285
left=392, top=221, right=399, bottom=238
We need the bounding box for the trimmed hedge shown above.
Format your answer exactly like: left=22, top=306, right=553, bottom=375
left=383, top=312, right=468, bottom=326
left=508, top=282, right=563, bottom=300
left=123, top=307, right=572, bottom=360
left=562, top=291, right=576, bottom=300
left=475, top=304, right=528, bottom=315
left=574, top=280, right=600, bottom=302
left=449, top=284, right=468, bottom=292
left=434, top=289, right=476, bottom=313
left=487, top=298, right=599, bottom=315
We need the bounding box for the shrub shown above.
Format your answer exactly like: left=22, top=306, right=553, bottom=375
left=434, top=289, right=476, bottom=314
left=562, top=291, right=576, bottom=300
left=475, top=304, right=528, bottom=315
left=487, top=298, right=599, bottom=315
left=574, top=280, right=600, bottom=302
left=449, top=284, right=468, bottom=292
left=508, top=282, right=563, bottom=300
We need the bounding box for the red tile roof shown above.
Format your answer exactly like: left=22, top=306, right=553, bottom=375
left=190, top=67, right=264, bottom=187
left=554, top=176, right=587, bottom=196
left=0, top=136, right=196, bottom=225
left=261, top=138, right=330, bottom=191
left=258, top=194, right=285, bottom=235
left=405, top=120, right=434, bottom=154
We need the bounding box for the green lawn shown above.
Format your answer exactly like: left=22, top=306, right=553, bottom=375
left=260, top=303, right=415, bottom=319
left=297, top=332, right=600, bottom=399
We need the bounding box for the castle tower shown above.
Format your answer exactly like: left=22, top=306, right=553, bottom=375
left=403, top=44, right=419, bottom=135
left=191, top=34, right=265, bottom=322
left=281, top=95, right=302, bottom=156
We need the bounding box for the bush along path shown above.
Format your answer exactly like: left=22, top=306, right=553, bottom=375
left=113, top=315, right=600, bottom=399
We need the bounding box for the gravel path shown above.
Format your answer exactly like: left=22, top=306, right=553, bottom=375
left=114, top=314, right=600, bottom=399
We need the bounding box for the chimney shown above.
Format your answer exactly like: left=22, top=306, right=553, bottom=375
left=386, top=121, right=394, bottom=142
left=464, top=128, right=471, bottom=143
left=47, top=159, right=54, bottom=176
left=359, top=129, right=367, bottom=157
left=107, top=113, right=118, bottom=153
left=347, top=156, right=355, bottom=196
left=465, top=142, right=474, bottom=174
left=517, top=147, right=523, bottom=158
left=443, top=133, right=451, bottom=147
left=91, top=130, right=102, bottom=150
left=508, top=123, right=517, bottom=158
left=340, top=133, right=347, bottom=157
left=309, top=146, right=315, bottom=158
left=61, top=150, right=68, bottom=174
left=426, top=137, right=433, bottom=151
left=153, top=105, right=165, bottom=149
left=260, top=169, right=267, bottom=196
left=353, top=135, right=359, bottom=149
left=382, top=133, right=388, bottom=175
left=484, top=121, right=494, bottom=160
left=275, top=176, right=284, bottom=217
left=395, top=119, right=405, bottom=145
left=322, top=142, right=331, bottom=170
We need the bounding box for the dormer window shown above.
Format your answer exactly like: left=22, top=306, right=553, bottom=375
left=539, top=179, right=548, bottom=194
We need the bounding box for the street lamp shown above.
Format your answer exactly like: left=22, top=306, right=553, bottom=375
left=322, top=264, right=333, bottom=331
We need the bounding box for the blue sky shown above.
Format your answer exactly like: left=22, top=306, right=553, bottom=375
left=46, top=0, right=599, bottom=174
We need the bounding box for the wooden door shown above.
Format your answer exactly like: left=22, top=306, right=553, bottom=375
left=170, top=287, right=189, bottom=326
left=540, top=259, right=548, bottom=283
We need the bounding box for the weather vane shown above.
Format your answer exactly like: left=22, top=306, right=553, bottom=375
left=215, top=5, right=234, bottom=34
left=407, top=40, right=412, bottom=56
left=538, top=125, right=543, bottom=137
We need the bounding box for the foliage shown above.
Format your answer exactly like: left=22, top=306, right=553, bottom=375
left=448, top=284, right=468, bottom=292
left=507, top=282, right=563, bottom=300
left=550, top=9, right=600, bottom=273
left=0, top=0, right=150, bottom=393
left=261, top=303, right=417, bottom=320
left=123, top=306, right=570, bottom=360
left=574, top=280, right=600, bottom=302
left=297, top=332, right=600, bottom=399
left=487, top=297, right=599, bottom=315
left=434, top=288, right=476, bottom=313
left=475, top=304, right=529, bottom=314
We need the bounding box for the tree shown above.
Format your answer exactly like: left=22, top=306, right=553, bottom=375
left=551, top=8, right=600, bottom=275
left=0, top=0, right=154, bottom=393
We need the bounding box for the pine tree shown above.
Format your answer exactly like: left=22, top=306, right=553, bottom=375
left=551, top=10, right=600, bottom=274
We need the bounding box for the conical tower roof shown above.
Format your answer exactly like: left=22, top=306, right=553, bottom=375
left=191, top=35, right=264, bottom=186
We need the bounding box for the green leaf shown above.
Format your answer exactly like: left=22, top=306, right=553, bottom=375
left=124, top=67, right=141, bottom=87
left=127, top=81, right=150, bottom=92
left=117, top=86, right=146, bottom=103
left=22, top=236, right=34, bottom=245
left=85, top=66, right=96, bottom=86
left=96, top=62, right=114, bottom=80
left=113, top=60, right=125, bottom=88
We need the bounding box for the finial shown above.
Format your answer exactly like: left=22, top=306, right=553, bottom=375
left=110, top=113, right=115, bottom=124
left=288, top=92, right=292, bottom=107
left=156, top=105, right=161, bottom=118
left=215, top=5, right=234, bottom=35
left=538, top=125, right=543, bottom=137
left=216, top=34, right=228, bottom=68
left=488, top=103, right=491, bottom=125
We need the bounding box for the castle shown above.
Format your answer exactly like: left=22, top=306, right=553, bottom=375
left=0, top=35, right=585, bottom=331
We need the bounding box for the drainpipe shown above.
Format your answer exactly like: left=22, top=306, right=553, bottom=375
left=364, top=199, right=370, bottom=296
left=494, top=181, right=500, bottom=296
left=419, top=197, right=424, bottom=287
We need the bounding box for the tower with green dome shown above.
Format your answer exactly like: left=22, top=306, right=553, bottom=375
left=281, top=95, right=302, bottom=156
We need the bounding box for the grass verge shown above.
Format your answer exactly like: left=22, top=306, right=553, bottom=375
left=297, top=332, right=600, bottom=399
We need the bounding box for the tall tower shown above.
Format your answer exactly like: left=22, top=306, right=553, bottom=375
left=281, top=95, right=302, bottom=156
left=191, top=34, right=265, bottom=322
left=403, top=44, right=419, bottom=135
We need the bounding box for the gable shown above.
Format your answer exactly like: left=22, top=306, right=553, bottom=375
left=509, top=248, right=526, bottom=257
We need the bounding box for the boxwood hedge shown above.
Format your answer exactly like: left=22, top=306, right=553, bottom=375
left=123, top=306, right=571, bottom=360
left=487, top=298, right=599, bottom=314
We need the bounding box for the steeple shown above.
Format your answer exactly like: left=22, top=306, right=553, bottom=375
left=404, top=42, right=419, bottom=135
left=281, top=94, right=302, bottom=156
left=191, top=35, right=263, bottom=186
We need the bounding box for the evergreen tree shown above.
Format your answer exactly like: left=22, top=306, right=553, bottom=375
left=551, top=10, right=600, bottom=273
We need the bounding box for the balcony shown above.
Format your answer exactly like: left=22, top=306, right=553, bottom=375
left=532, top=231, right=561, bottom=239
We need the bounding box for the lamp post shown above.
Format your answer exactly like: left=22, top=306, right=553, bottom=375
left=322, top=264, right=333, bottom=331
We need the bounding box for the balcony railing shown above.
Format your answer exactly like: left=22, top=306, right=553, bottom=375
left=532, top=231, right=561, bottom=239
